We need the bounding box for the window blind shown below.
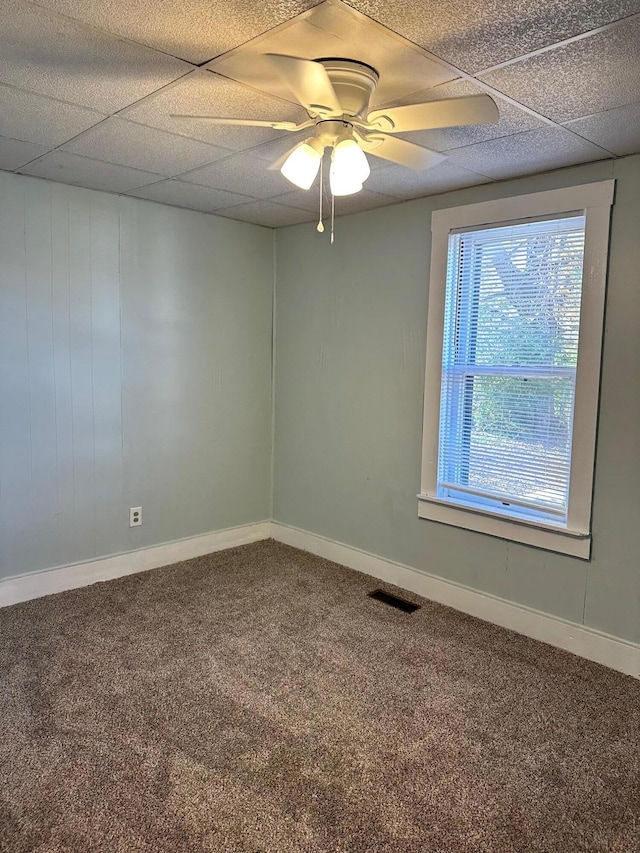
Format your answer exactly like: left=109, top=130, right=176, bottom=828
left=437, top=214, right=586, bottom=526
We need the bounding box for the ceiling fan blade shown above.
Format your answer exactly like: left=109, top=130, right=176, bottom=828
left=358, top=134, right=446, bottom=170
left=263, top=54, right=341, bottom=116
left=366, top=95, right=499, bottom=133
left=170, top=115, right=298, bottom=129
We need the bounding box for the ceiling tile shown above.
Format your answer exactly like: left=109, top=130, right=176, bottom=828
left=208, top=0, right=458, bottom=108
left=271, top=187, right=332, bottom=212
left=445, top=126, right=611, bottom=179
left=329, top=189, right=400, bottom=216
left=329, top=188, right=401, bottom=215
left=364, top=160, right=492, bottom=198
left=121, top=70, right=307, bottom=152
left=0, top=84, right=105, bottom=147
left=346, top=0, right=640, bottom=73
left=0, top=136, right=49, bottom=171
left=273, top=187, right=397, bottom=214
left=218, top=200, right=316, bottom=227
left=126, top=179, right=251, bottom=212
left=3, top=0, right=635, bottom=218
left=376, top=79, right=545, bottom=152
left=479, top=19, right=640, bottom=123
left=20, top=150, right=163, bottom=193
left=564, top=102, right=640, bottom=155
left=0, top=0, right=191, bottom=112
left=32, top=0, right=321, bottom=65
left=60, top=117, right=230, bottom=176
left=180, top=152, right=295, bottom=198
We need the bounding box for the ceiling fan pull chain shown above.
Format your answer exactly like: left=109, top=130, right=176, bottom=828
left=330, top=192, right=335, bottom=244
left=317, top=157, right=325, bottom=233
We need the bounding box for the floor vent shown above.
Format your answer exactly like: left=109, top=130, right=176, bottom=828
left=368, top=589, right=421, bottom=613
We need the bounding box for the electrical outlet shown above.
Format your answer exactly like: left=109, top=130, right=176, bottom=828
left=129, top=506, right=142, bottom=527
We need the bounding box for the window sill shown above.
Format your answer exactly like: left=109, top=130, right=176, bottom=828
left=417, top=494, right=591, bottom=559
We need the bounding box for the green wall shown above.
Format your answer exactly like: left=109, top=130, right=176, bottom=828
left=273, top=155, right=640, bottom=644
left=0, top=172, right=274, bottom=579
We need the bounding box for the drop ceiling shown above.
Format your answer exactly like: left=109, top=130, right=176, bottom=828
left=1, top=0, right=639, bottom=227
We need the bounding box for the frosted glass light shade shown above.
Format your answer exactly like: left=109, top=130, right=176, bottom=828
left=330, top=139, right=370, bottom=196
left=281, top=141, right=322, bottom=190
left=330, top=177, right=363, bottom=196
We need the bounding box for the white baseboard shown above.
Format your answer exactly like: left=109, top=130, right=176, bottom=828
left=0, top=521, right=271, bottom=608
left=271, top=522, right=640, bottom=680
left=3, top=518, right=638, bottom=680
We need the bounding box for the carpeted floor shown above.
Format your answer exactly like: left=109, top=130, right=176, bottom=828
left=1, top=540, right=639, bottom=853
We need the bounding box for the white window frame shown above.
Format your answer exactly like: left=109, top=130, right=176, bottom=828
left=418, top=181, right=614, bottom=559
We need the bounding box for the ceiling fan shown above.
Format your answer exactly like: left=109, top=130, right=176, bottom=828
left=173, top=54, right=499, bottom=197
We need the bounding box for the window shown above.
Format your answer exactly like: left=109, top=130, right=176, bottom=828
left=419, top=182, right=614, bottom=558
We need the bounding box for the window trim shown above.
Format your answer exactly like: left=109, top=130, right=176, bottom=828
left=418, top=181, right=615, bottom=560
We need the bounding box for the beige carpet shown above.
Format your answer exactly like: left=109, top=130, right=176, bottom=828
left=1, top=539, right=639, bottom=852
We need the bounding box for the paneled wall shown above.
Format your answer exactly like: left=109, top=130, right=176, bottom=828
left=0, top=172, right=273, bottom=580
left=273, top=155, right=640, bottom=645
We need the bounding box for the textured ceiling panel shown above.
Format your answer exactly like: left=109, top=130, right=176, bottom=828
left=272, top=187, right=338, bottom=212
left=565, top=102, right=640, bottom=155
left=20, top=150, right=163, bottom=193
left=445, top=127, right=611, bottom=179
left=0, top=84, right=105, bottom=147
left=31, top=0, right=321, bottom=64
left=121, top=71, right=306, bottom=152
left=0, top=0, right=191, bottom=112
left=0, top=136, right=49, bottom=171
left=2, top=0, right=637, bottom=224
left=480, top=19, right=640, bottom=123
left=378, top=79, right=545, bottom=152
left=208, top=0, right=458, bottom=108
left=329, top=188, right=402, bottom=216
left=346, top=0, right=640, bottom=73
left=61, top=118, right=230, bottom=176
left=275, top=186, right=399, bottom=215
left=364, top=160, right=491, bottom=198
left=218, top=200, right=316, bottom=227
left=180, top=152, right=296, bottom=198
left=126, top=179, right=251, bottom=212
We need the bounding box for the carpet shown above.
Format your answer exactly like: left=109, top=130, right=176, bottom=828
left=0, top=539, right=638, bottom=852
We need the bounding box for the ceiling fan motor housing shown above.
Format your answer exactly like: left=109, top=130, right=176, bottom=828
left=316, top=58, right=379, bottom=117
left=315, top=118, right=357, bottom=146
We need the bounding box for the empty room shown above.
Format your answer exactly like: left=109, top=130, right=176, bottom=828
left=1, top=0, right=639, bottom=850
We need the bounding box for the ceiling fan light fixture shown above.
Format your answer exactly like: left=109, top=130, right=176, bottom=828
left=329, top=137, right=370, bottom=196
left=173, top=54, right=500, bottom=216
left=280, top=138, right=324, bottom=190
